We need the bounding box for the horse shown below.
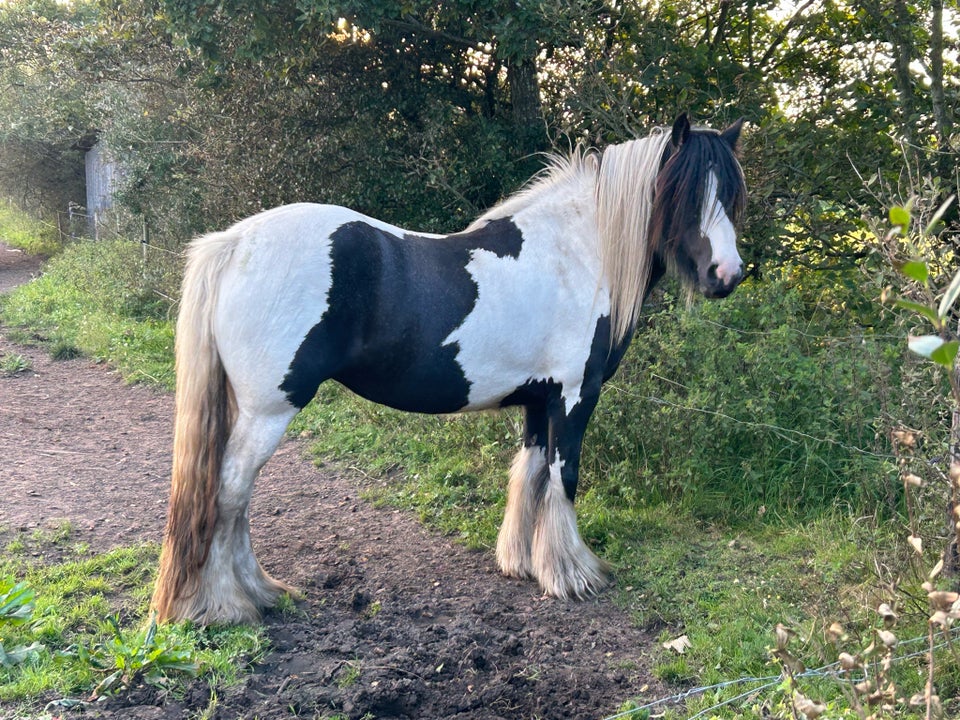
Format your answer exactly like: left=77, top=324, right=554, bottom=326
left=151, top=113, right=747, bottom=625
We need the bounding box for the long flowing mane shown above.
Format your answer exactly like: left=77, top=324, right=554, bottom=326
left=595, top=130, right=672, bottom=343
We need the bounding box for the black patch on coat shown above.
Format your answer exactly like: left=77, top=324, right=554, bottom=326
left=279, top=217, right=524, bottom=412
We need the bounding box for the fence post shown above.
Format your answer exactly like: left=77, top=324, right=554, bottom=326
left=142, top=217, right=149, bottom=281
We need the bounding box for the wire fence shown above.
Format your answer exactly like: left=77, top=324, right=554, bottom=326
left=601, top=626, right=960, bottom=719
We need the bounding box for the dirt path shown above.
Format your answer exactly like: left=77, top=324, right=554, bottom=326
left=0, top=242, right=664, bottom=720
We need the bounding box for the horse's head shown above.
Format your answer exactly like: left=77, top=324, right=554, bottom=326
left=651, top=114, right=747, bottom=299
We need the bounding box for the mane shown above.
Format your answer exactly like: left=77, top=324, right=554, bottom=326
left=466, top=148, right=598, bottom=230
left=596, top=129, right=672, bottom=343
left=466, top=131, right=671, bottom=345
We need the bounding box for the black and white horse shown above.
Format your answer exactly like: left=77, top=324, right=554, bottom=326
left=152, top=114, right=747, bottom=624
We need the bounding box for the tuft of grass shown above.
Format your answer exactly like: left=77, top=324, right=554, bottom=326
left=0, top=353, right=31, bottom=376
left=49, top=341, right=82, bottom=361
left=336, top=661, right=362, bottom=688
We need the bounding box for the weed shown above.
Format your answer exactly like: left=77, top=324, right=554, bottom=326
left=364, top=600, right=382, bottom=619
left=80, top=614, right=199, bottom=698
left=0, top=577, right=43, bottom=668
left=337, top=660, right=362, bottom=688
left=50, top=341, right=81, bottom=361
left=0, top=353, right=30, bottom=375
left=272, top=592, right=300, bottom=616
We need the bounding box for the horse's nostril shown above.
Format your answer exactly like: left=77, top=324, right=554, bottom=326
left=707, top=264, right=719, bottom=281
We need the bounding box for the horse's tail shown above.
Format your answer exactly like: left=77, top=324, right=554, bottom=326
left=152, top=231, right=238, bottom=623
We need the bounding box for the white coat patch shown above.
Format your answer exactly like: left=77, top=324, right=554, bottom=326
left=443, top=213, right=608, bottom=416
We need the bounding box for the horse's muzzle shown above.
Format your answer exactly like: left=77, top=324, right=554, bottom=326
left=701, top=262, right=744, bottom=298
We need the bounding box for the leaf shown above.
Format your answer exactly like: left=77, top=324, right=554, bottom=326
left=662, top=634, right=691, bottom=654
left=0, top=580, right=35, bottom=625
left=889, top=205, right=911, bottom=229
left=908, top=334, right=945, bottom=359
left=899, top=260, right=929, bottom=283
left=938, top=266, right=960, bottom=319
left=0, top=641, right=44, bottom=668
left=895, top=299, right=940, bottom=325
left=930, top=340, right=959, bottom=368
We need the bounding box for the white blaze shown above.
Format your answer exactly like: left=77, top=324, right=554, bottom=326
left=700, top=171, right=741, bottom=284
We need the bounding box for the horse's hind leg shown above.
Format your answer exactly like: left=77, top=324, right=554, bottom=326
left=197, top=408, right=297, bottom=623
left=496, top=405, right=549, bottom=580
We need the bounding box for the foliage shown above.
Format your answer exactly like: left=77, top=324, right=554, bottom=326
left=0, top=577, right=42, bottom=669
left=3, top=0, right=955, bottom=265
left=0, top=352, right=31, bottom=376
left=587, top=272, right=900, bottom=521
left=80, top=614, right=198, bottom=698
left=0, top=203, right=60, bottom=256
left=0, top=1, right=99, bottom=219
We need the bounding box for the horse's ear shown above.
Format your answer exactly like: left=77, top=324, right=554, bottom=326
left=671, top=113, right=691, bottom=148
left=721, top=117, right=745, bottom=149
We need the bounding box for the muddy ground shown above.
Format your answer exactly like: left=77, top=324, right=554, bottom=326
left=0, top=242, right=666, bottom=720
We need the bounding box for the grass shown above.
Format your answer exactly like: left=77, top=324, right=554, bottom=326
left=0, top=204, right=61, bottom=257
left=0, top=352, right=31, bottom=375
left=2, top=229, right=957, bottom=716
left=0, top=236, right=176, bottom=387
left=0, top=523, right=268, bottom=716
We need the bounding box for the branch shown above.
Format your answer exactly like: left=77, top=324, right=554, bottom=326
left=380, top=17, right=481, bottom=51
left=756, top=0, right=817, bottom=70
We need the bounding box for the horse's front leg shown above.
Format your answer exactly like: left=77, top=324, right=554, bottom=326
left=530, top=392, right=611, bottom=599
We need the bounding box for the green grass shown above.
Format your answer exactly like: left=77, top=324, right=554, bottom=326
left=0, top=204, right=61, bottom=257
left=0, top=525, right=268, bottom=716
left=0, top=352, right=31, bottom=375
left=0, top=236, right=176, bottom=387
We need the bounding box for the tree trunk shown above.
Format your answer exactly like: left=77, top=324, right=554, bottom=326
left=506, top=56, right=545, bottom=151
left=929, top=0, right=957, bottom=224
left=888, top=0, right=916, bottom=148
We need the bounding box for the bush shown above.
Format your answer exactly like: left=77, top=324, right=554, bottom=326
left=583, top=269, right=902, bottom=522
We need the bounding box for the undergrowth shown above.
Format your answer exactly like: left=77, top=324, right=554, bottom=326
left=0, top=236, right=177, bottom=387
left=0, top=204, right=60, bottom=257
